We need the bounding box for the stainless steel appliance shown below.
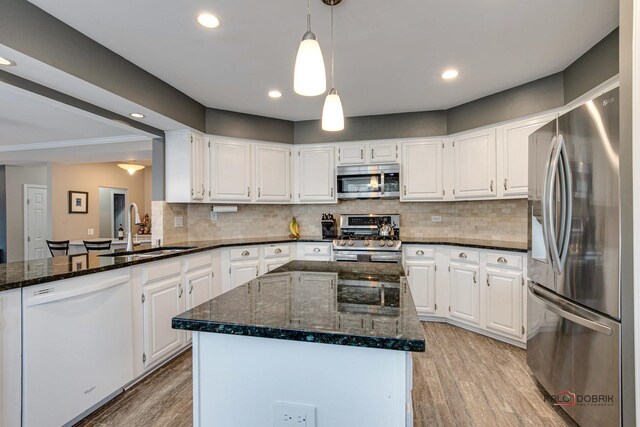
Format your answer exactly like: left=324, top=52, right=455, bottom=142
left=333, top=214, right=401, bottom=263
left=527, top=88, right=620, bottom=427
left=336, top=164, right=400, bottom=199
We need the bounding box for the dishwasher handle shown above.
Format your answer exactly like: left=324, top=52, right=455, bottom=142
left=25, top=275, right=130, bottom=307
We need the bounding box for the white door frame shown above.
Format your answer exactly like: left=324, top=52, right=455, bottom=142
left=23, top=184, right=48, bottom=260
left=109, top=189, right=129, bottom=237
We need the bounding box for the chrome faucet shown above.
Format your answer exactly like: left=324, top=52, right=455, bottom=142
left=126, top=202, right=142, bottom=252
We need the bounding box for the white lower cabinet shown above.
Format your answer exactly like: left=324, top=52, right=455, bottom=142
left=297, top=242, right=333, bottom=261
left=448, top=261, right=481, bottom=326
left=230, top=260, right=260, bottom=288
left=484, top=267, right=524, bottom=340
left=405, top=258, right=437, bottom=316
left=1, top=289, right=21, bottom=427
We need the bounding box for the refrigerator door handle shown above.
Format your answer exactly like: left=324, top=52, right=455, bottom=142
left=558, top=135, right=573, bottom=268
left=543, top=136, right=561, bottom=271
left=529, top=282, right=613, bottom=336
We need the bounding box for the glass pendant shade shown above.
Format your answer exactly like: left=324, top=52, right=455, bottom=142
left=294, top=32, right=327, bottom=96
left=322, top=88, right=344, bottom=131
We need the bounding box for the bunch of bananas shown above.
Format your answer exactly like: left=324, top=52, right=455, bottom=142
left=289, top=217, right=300, bottom=239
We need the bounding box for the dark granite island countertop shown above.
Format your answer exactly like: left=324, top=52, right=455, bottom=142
left=172, top=260, right=426, bottom=352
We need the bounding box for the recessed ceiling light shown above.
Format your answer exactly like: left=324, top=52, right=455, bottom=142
left=268, top=90, right=282, bottom=99
left=441, top=69, right=459, bottom=80
left=0, top=57, right=15, bottom=66
left=130, top=113, right=145, bottom=119
left=197, top=13, right=220, bottom=29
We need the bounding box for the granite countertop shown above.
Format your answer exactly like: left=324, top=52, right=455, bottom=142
left=172, top=261, right=426, bottom=352
left=401, top=237, right=527, bottom=252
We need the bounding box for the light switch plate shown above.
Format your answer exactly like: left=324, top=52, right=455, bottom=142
left=273, top=402, right=316, bottom=427
left=210, top=211, right=218, bottom=223
left=174, top=216, right=184, bottom=228
left=87, top=228, right=95, bottom=236
left=431, top=215, right=442, bottom=223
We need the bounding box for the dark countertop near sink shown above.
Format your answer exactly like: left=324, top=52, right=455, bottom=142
left=172, top=260, right=426, bottom=352
left=0, top=234, right=526, bottom=293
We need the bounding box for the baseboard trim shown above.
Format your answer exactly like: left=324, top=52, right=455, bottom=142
left=418, top=316, right=526, bottom=349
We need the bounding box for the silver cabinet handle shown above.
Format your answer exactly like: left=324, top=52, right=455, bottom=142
left=371, top=148, right=374, bottom=159
left=497, top=256, right=507, bottom=264
left=473, top=272, right=477, bottom=283
left=178, top=283, right=183, bottom=298
left=242, top=250, right=250, bottom=256
left=258, top=187, right=261, bottom=197
left=503, top=178, right=508, bottom=190
left=189, top=283, right=194, bottom=294
left=201, top=184, right=205, bottom=195
left=459, top=252, right=467, bottom=259
left=313, top=247, right=321, bottom=253
left=487, top=276, right=490, bottom=287
left=191, top=188, right=194, bottom=196
left=416, top=250, right=424, bottom=256
left=360, top=149, right=364, bottom=159
left=256, top=266, right=259, bottom=276
left=247, top=187, right=251, bottom=197
left=274, top=248, right=282, bottom=254
left=490, top=180, right=494, bottom=192
left=403, top=185, right=407, bottom=196
left=330, top=188, right=334, bottom=198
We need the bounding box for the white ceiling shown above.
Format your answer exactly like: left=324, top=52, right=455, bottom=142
left=28, top=0, right=618, bottom=121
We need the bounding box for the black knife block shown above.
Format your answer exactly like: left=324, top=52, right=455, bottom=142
left=321, top=220, right=337, bottom=239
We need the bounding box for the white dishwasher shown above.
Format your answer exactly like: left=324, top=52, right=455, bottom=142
left=23, top=270, right=134, bottom=427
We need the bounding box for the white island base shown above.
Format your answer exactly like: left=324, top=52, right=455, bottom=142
left=192, top=332, right=413, bottom=427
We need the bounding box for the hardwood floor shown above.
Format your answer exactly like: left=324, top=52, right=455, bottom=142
left=76, top=323, right=576, bottom=427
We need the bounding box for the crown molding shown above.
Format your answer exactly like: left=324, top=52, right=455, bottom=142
left=0, top=134, right=150, bottom=152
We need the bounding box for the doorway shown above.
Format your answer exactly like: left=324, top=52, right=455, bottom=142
left=23, top=184, right=48, bottom=260
left=99, top=187, right=128, bottom=238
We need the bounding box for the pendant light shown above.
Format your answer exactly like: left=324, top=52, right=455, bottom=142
left=294, top=0, right=326, bottom=96
left=322, top=0, right=344, bottom=131
left=117, top=161, right=145, bottom=175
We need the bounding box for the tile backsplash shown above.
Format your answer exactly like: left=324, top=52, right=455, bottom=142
left=158, top=199, right=527, bottom=244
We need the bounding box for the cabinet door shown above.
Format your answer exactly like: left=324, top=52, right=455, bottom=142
left=368, top=142, right=398, bottom=163
left=406, top=260, right=436, bottom=316
left=297, top=146, right=336, bottom=203
left=230, top=260, right=260, bottom=288
left=210, top=139, right=252, bottom=201
left=187, top=269, right=213, bottom=310
left=401, top=140, right=444, bottom=200
left=499, top=118, right=550, bottom=197
left=255, top=144, right=291, bottom=202
left=449, top=262, right=480, bottom=325
left=263, top=257, right=290, bottom=274
left=485, top=268, right=523, bottom=339
left=1, top=290, right=21, bottom=427
left=143, top=277, right=185, bottom=367
left=292, top=273, right=336, bottom=328
left=190, top=133, right=206, bottom=201
left=453, top=130, right=497, bottom=198
left=337, top=144, right=366, bottom=165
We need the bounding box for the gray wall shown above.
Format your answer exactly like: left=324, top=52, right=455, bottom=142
left=564, top=28, right=619, bottom=104
left=206, top=108, right=294, bottom=144
left=152, top=138, right=165, bottom=201
left=0, top=0, right=205, bottom=132
left=294, top=110, right=447, bottom=144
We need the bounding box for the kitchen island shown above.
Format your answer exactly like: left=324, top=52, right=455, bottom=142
left=172, top=260, right=425, bottom=427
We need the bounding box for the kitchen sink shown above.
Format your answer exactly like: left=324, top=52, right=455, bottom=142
left=98, top=246, right=197, bottom=258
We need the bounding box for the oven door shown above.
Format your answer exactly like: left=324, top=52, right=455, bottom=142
left=334, top=250, right=401, bottom=264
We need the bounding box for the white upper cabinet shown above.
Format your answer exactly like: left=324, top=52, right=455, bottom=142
left=209, top=138, right=252, bottom=202
left=401, top=140, right=444, bottom=201
left=165, top=129, right=209, bottom=203
left=296, top=146, right=336, bottom=203
left=255, top=144, right=291, bottom=203
left=498, top=116, right=554, bottom=198
left=368, top=141, right=398, bottom=163
left=453, top=129, right=497, bottom=199
left=337, top=144, right=366, bottom=165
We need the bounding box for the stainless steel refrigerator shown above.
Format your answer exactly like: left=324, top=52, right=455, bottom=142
left=527, top=87, right=620, bottom=427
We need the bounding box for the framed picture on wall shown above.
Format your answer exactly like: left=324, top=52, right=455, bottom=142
left=70, top=253, right=88, bottom=272
left=68, top=191, right=88, bottom=214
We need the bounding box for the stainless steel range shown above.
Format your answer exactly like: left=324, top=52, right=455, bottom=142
left=332, top=214, right=401, bottom=263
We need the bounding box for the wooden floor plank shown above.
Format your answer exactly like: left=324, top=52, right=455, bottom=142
left=76, top=323, right=577, bottom=427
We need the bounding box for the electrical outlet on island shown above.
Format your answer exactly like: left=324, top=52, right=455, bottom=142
left=174, top=216, right=184, bottom=228
left=273, top=402, right=316, bottom=427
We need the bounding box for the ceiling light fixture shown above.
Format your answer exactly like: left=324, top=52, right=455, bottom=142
left=129, top=113, right=145, bottom=119
left=197, top=13, right=220, bottom=29
left=442, top=69, right=459, bottom=80
left=293, top=0, right=326, bottom=96
left=322, top=0, right=344, bottom=131
left=0, top=57, right=15, bottom=66
left=117, top=162, right=145, bottom=175
left=268, top=90, right=282, bottom=99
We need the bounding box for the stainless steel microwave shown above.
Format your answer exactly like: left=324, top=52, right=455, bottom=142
left=336, top=164, right=400, bottom=199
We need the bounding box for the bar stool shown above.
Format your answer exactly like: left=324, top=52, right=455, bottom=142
left=83, top=240, right=112, bottom=252
left=46, top=240, right=70, bottom=257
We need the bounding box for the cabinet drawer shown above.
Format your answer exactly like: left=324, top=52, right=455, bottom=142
left=143, top=260, right=182, bottom=284
left=485, top=252, right=522, bottom=269
left=229, top=247, right=259, bottom=261
left=299, top=244, right=331, bottom=257
left=449, top=248, right=480, bottom=263
left=404, top=246, right=436, bottom=260
left=186, top=253, right=212, bottom=272
left=262, top=244, right=291, bottom=259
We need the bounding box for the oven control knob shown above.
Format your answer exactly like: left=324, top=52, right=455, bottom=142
left=347, top=240, right=355, bottom=246
left=363, top=240, right=370, bottom=246
left=386, top=241, right=395, bottom=247
left=338, top=240, right=346, bottom=246
left=378, top=240, right=386, bottom=247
